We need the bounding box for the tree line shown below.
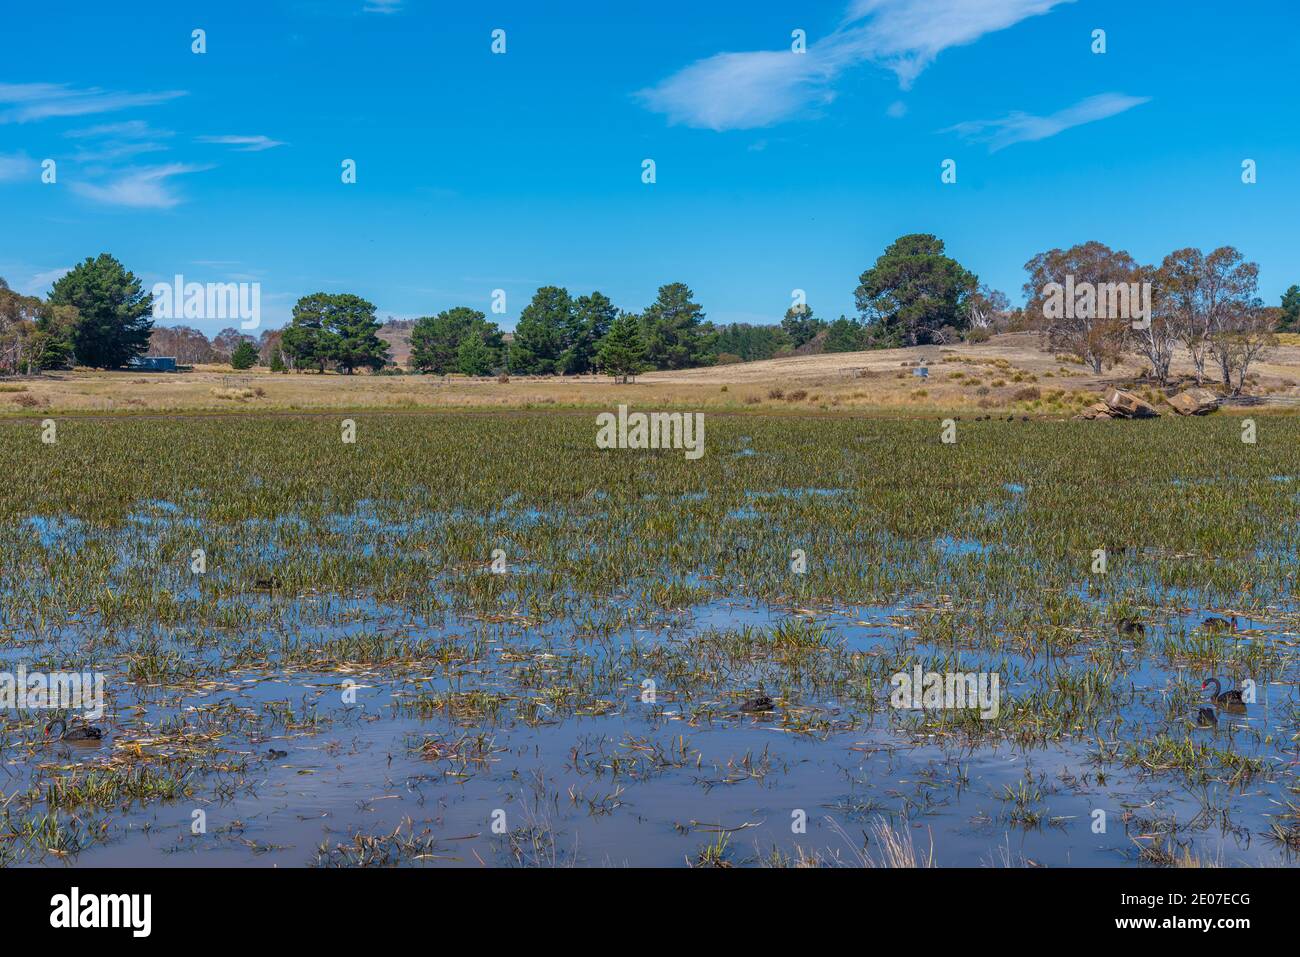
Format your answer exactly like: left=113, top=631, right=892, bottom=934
left=4, top=242, right=1296, bottom=388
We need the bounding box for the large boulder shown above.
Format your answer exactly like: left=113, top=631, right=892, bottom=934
left=1104, top=388, right=1160, bottom=418
left=1074, top=402, right=1114, bottom=420
left=1167, top=387, right=1219, bottom=416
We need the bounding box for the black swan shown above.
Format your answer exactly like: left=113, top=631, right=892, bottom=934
left=1202, top=677, right=1244, bottom=707
left=1116, top=618, right=1145, bottom=637
left=1202, top=615, right=1238, bottom=632
left=45, top=717, right=103, bottom=742
left=739, top=695, right=775, bottom=713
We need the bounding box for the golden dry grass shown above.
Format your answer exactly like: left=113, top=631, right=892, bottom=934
left=4, top=332, right=1300, bottom=417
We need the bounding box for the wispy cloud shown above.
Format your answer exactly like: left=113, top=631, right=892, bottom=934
left=70, top=163, right=211, bottom=209
left=23, top=266, right=72, bottom=296
left=363, top=0, right=402, bottom=13
left=639, top=0, right=1072, bottom=130
left=0, top=82, right=186, bottom=123
left=64, top=119, right=175, bottom=162
left=942, top=92, right=1151, bottom=151
left=65, top=120, right=172, bottom=140
left=195, top=134, right=287, bottom=152
left=0, top=152, right=37, bottom=182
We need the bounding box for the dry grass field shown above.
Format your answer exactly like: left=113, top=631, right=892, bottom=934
left=4, top=332, right=1300, bottom=417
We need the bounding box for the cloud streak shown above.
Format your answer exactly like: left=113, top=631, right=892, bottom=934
left=22, top=266, right=72, bottom=297
left=0, top=152, right=37, bottom=182
left=0, top=82, right=186, bottom=123
left=64, top=120, right=175, bottom=162
left=70, top=163, right=211, bottom=209
left=639, top=0, right=1073, bottom=130
left=196, top=134, right=287, bottom=152
left=942, top=92, right=1151, bottom=151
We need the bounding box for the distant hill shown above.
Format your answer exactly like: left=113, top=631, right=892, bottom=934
left=378, top=320, right=414, bottom=367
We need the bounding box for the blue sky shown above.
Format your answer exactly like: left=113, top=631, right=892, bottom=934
left=2, top=0, right=1298, bottom=335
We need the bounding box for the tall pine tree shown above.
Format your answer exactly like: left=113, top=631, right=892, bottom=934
left=596, top=310, right=647, bottom=382
left=639, top=283, right=716, bottom=370
left=48, top=254, right=154, bottom=369
left=509, top=286, right=572, bottom=374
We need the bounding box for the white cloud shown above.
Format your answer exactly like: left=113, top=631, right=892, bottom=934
left=66, top=120, right=173, bottom=140
left=22, top=266, right=72, bottom=296
left=0, top=82, right=186, bottom=123
left=942, top=92, right=1151, bottom=151
left=64, top=120, right=175, bottom=162
left=72, top=141, right=171, bottom=163
left=640, top=50, right=835, bottom=130
left=195, top=134, right=287, bottom=152
left=363, top=0, right=402, bottom=12
left=0, top=152, right=37, bottom=182
left=842, top=0, right=1073, bottom=87
left=639, top=0, right=1073, bottom=130
left=70, top=163, right=211, bottom=209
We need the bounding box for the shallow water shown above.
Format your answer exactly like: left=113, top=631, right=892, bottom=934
left=4, top=569, right=1295, bottom=868
left=2, top=414, right=1297, bottom=867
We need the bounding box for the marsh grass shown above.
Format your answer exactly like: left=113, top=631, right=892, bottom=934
left=1, top=411, right=1298, bottom=865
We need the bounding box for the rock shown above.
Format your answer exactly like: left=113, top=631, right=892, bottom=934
left=1167, top=387, right=1219, bottom=416
left=1076, top=406, right=1113, bottom=420
left=1103, top=388, right=1160, bottom=418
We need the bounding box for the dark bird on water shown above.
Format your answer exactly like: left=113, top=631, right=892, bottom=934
left=1196, top=706, right=1217, bottom=727
left=1202, top=614, right=1238, bottom=632
left=1202, top=677, right=1245, bottom=708
left=44, top=717, right=103, bottom=742
left=1116, top=618, right=1145, bottom=637
left=739, top=695, right=775, bottom=713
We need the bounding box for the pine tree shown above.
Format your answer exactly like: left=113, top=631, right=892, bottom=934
left=456, top=332, right=494, bottom=376
left=230, top=340, right=258, bottom=369
left=509, top=286, right=572, bottom=374
left=596, top=311, right=647, bottom=382
left=639, top=283, right=716, bottom=369
left=48, top=254, right=154, bottom=369
left=410, top=307, right=483, bottom=373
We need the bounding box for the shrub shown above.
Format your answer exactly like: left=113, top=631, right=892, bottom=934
left=210, top=387, right=255, bottom=401
left=230, top=341, right=258, bottom=370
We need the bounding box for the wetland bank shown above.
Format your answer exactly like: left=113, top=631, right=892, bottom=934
left=0, top=411, right=1298, bottom=867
